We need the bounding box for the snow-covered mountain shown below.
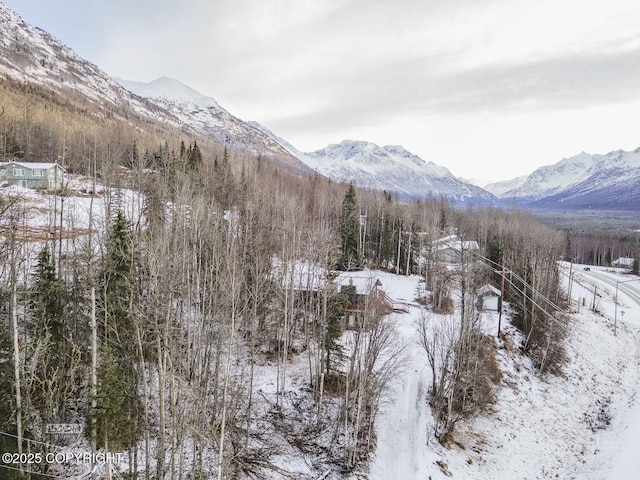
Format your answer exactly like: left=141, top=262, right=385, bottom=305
left=0, top=4, right=175, bottom=125
left=492, top=152, right=599, bottom=202
left=300, top=140, right=496, bottom=204
left=0, top=4, right=311, bottom=175
left=250, top=124, right=497, bottom=203
left=530, top=148, right=640, bottom=209
left=490, top=149, right=640, bottom=209
left=484, top=175, right=528, bottom=198
left=117, top=77, right=310, bottom=173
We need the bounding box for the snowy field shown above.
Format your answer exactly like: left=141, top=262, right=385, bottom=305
left=366, top=263, right=640, bottom=480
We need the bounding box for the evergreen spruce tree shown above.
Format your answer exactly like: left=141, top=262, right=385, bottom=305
left=324, top=293, right=347, bottom=375
left=122, top=140, right=139, bottom=169
left=438, top=201, right=447, bottom=233
left=29, top=245, right=69, bottom=422
left=213, top=147, right=235, bottom=209
left=340, top=183, right=360, bottom=270
left=0, top=323, right=17, bottom=448
left=95, top=344, right=140, bottom=451
left=30, top=245, right=65, bottom=343
left=486, top=234, right=503, bottom=285
left=187, top=140, right=203, bottom=172
left=92, top=210, right=141, bottom=450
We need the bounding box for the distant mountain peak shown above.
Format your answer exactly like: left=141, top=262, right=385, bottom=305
left=290, top=139, right=496, bottom=204
left=491, top=147, right=640, bottom=209
left=118, top=77, right=221, bottom=110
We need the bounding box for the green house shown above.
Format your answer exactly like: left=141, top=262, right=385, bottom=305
left=0, top=161, right=65, bottom=189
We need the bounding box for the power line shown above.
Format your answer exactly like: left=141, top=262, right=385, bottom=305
left=473, top=252, right=565, bottom=323
left=475, top=253, right=638, bottom=401
left=0, top=430, right=59, bottom=448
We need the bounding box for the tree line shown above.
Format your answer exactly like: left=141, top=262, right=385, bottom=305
left=0, top=122, right=571, bottom=478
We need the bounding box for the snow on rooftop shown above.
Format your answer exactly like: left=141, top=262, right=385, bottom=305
left=0, top=160, right=65, bottom=170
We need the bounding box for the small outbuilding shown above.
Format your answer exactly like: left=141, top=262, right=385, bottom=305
left=478, top=284, right=501, bottom=312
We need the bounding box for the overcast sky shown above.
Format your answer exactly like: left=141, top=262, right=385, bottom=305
left=3, top=0, right=640, bottom=184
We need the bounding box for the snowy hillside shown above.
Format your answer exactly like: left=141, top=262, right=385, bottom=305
left=298, top=140, right=496, bottom=204
left=0, top=4, right=175, bottom=125
left=494, top=151, right=599, bottom=201
left=484, top=175, right=527, bottom=197
left=118, top=77, right=313, bottom=174
left=248, top=121, right=309, bottom=160
left=0, top=3, right=311, bottom=175
left=117, top=77, right=223, bottom=112
left=367, top=264, right=640, bottom=480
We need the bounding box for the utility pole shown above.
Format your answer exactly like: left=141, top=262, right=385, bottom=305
left=497, top=266, right=506, bottom=339
left=567, top=260, right=574, bottom=305
left=614, top=279, right=640, bottom=336
left=395, top=227, right=402, bottom=275
left=359, top=211, right=367, bottom=259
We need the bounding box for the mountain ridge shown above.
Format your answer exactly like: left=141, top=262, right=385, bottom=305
left=0, top=3, right=177, bottom=127
left=528, top=147, right=640, bottom=210
left=486, top=148, right=640, bottom=210
left=2, top=2, right=638, bottom=210
left=300, top=139, right=497, bottom=204
left=117, top=77, right=313, bottom=175
left=0, top=2, right=313, bottom=176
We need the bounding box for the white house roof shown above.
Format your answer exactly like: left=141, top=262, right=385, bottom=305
left=478, top=284, right=501, bottom=296
left=0, top=161, right=65, bottom=171
left=435, top=234, right=479, bottom=251
left=613, top=257, right=635, bottom=266
left=435, top=234, right=458, bottom=244
left=273, top=259, right=329, bottom=291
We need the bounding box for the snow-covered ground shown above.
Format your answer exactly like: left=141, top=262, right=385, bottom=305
left=367, top=263, right=640, bottom=480
left=4, top=180, right=639, bottom=479
left=368, top=308, right=435, bottom=479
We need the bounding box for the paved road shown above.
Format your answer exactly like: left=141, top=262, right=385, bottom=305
left=585, top=270, right=640, bottom=330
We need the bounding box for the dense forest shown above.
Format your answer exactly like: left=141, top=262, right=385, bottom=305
left=0, top=82, right=636, bottom=479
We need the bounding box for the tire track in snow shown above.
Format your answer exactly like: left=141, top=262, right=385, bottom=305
left=369, top=312, right=434, bottom=479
